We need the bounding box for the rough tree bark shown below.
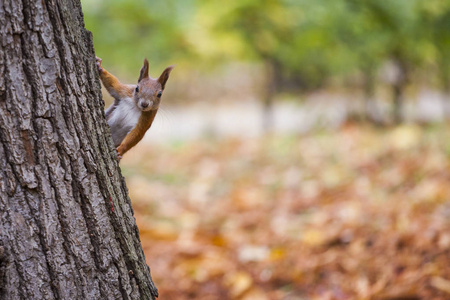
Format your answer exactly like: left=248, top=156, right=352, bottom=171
left=0, top=0, right=158, bottom=299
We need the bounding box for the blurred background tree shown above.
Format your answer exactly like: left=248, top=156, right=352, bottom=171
left=82, top=0, right=450, bottom=127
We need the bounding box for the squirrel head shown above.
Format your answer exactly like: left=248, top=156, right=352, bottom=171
left=134, top=58, right=174, bottom=112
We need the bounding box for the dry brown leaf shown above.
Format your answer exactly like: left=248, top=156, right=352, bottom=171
left=224, top=271, right=253, bottom=297
left=430, top=276, right=450, bottom=294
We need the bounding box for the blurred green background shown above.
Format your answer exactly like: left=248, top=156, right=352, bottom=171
left=82, top=1, right=450, bottom=298
left=83, top=0, right=450, bottom=130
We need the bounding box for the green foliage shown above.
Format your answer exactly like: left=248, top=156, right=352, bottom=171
left=419, top=0, right=450, bottom=89
left=82, top=0, right=450, bottom=91
left=82, top=0, right=194, bottom=77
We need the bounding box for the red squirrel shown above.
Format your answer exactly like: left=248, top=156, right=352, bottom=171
left=96, top=57, right=174, bottom=159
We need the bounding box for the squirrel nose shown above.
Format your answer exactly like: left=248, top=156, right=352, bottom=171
left=141, top=102, right=149, bottom=108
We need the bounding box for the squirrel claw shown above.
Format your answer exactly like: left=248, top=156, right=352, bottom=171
left=115, top=147, right=123, bottom=161
left=96, top=56, right=103, bottom=73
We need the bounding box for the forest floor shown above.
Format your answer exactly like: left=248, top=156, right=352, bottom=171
left=121, top=123, right=450, bottom=300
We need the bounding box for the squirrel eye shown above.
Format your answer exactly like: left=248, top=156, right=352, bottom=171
left=135, top=86, right=139, bottom=93
left=157, top=91, right=162, bottom=98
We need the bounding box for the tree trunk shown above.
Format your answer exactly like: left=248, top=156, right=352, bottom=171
left=362, top=65, right=383, bottom=124
left=439, top=55, right=450, bottom=120
left=391, top=57, right=408, bottom=124
left=0, top=0, right=158, bottom=299
left=262, top=60, right=276, bottom=133
left=392, top=82, right=404, bottom=124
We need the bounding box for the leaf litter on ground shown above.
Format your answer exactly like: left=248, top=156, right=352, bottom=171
left=122, top=124, right=450, bottom=299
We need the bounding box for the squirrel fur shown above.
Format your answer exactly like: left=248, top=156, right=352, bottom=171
left=96, top=57, right=174, bottom=159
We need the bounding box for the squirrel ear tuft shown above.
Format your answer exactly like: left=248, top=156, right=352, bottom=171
left=138, top=58, right=149, bottom=82
left=158, top=65, right=174, bottom=90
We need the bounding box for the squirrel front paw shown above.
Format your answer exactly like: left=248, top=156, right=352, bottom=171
left=116, top=147, right=123, bottom=161
left=96, top=56, right=104, bottom=74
